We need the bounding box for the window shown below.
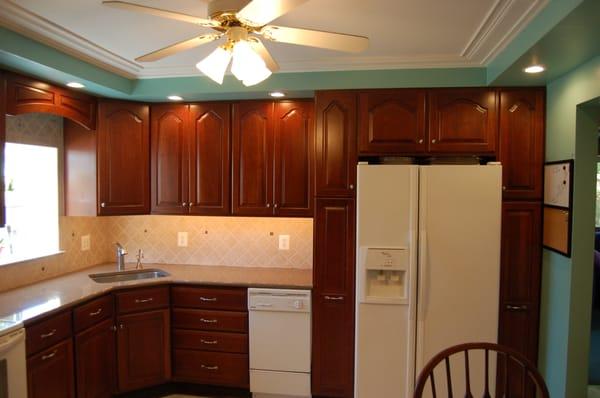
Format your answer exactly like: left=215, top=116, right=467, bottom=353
left=0, top=142, right=60, bottom=264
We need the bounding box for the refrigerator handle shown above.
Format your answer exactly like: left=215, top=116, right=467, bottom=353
left=418, top=229, right=430, bottom=320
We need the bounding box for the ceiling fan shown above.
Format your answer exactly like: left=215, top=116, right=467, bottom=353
left=103, top=0, right=369, bottom=86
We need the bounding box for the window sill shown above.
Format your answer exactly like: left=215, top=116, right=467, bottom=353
left=0, top=250, right=65, bottom=267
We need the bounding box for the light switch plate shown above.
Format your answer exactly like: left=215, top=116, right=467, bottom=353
left=177, top=232, right=188, bottom=247
left=81, top=235, right=91, bottom=251
left=278, top=235, right=290, bottom=250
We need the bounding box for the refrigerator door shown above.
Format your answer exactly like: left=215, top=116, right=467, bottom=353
left=355, top=164, right=419, bottom=398
left=416, top=165, right=502, bottom=398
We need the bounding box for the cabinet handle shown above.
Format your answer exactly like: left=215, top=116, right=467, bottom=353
left=100, top=202, right=106, bottom=208
left=134, top=298, right=154, bottom=304
left=89, top=308, right=103, bottom=317
left=41, top=350, right=58, bottom=361
left=188, top=203, right=194, bottom=207
left=431, top=139, right=437, bottom=144
left=111, top=325, right=117, bottom=332
left=475, top=105, right=486, bottom=114
left=266, top=203, right=271, bottom=208
left=199, top=297, right=217, bottom=302
left=40, top=329, right=57, bottom=339
left=418, top=139, right=424, bottom=144
left=506, top=304, right=528, bottom=311
left=201, top=339, right=218, bottom=345
left=201, top=364, right=219, bottom=371
left=200, top=318, right=218, bottom=323
left=119, top=324, right=124, bottom=330
left=273, top=203, right=278, bottom=208
left=349, top=184, right=354, bottom=190
left=502, top=186, right=506, bottom=191
left=324, top=296, right=344, bottom=301
left=182, top=202, right=187, bottom=207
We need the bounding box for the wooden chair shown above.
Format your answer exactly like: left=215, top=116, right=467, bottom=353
left=413, top=342, right=549, bottom=398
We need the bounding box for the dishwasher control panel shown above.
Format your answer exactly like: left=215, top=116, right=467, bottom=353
left=248, top=288, right=311, bottom=313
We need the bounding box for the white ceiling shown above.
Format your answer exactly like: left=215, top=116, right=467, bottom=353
left=0, top=0, right=548, bottom=78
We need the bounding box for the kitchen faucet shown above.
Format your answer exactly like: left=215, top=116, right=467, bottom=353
left=115, top=242, right=127, bottom=271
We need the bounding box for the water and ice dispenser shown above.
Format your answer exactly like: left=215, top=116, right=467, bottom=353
left=358, top=247, right=409, bottom=304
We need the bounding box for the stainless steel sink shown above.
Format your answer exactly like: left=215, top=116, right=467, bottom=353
left=89, top=268, right=170, bottom=284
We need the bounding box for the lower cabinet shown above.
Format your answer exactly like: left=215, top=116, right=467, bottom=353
left=117, top=308, right=171, bottom=392
left=27, top=339, right=75, bottom=398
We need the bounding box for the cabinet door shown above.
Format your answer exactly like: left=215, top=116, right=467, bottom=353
left=97, top=101, right=150, bottom=215
left=428, top=88, right=498, bottom=154
left=189, top=103, right=231, bottom=215
left=499, top=201, right=541, bottom=362
left=117, top=309, right=170, bottom=392
left=150, top=104, right=189, bottom=214
left=232, top=101, right=274, bottom=215
left=27, top=339, right=75, bottom=398
left=273, top=100, right=314, bottom=217
left=75, top=318, right=117, bottom=398
left=358, top=89, right=427, bottom=155
left=0, top=73, right=6, bottom=227
left=312, top=198, right=355, bottom=397
left=315, top=91, right=357, bottom=197
left=499, top=89, right=545, bottom=200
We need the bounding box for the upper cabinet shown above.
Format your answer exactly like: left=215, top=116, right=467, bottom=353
left=358, top=89, right=427, bottom=155
left=5, top=73, right=96, bottom=130
left=428, top=88, right=498, bottom=154
left=97, top=101, right=150, bottom=215
left=499, top=89, right=545, bottom=200
left=315, top=91, right=357, bottom=197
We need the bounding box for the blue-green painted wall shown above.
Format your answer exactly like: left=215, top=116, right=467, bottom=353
left=540, top=55, right=600, bottom=398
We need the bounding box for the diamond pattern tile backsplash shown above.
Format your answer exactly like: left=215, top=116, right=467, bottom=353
left=0, top=215, right=313, bottom=292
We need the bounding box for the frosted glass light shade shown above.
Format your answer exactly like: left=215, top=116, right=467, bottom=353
left=242, top=63, right=272, bottom=86
left=196, top=47, right=232, bottom=84
left=231, top=40, right=271, bottom=86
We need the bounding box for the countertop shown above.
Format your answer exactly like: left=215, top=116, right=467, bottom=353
left=0, top=263, right=313, bottom=333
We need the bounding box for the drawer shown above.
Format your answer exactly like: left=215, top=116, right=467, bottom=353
left=172, top=309, right=247, bottom=333
left=26, top=311, right=72, bottom=356
left=172, top=286, right=247, bottom=311
left=116, top=286, right=169, bottom=314
left=172, top=329, right=248, bottom=354
left=73, top=294, right=114, bottom=332
left=173, top=350, right=248, bottom=388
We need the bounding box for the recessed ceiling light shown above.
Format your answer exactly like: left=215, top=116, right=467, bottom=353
left=269, top=91, right=286, bottom=98
left=524, top=65, right=545, bottom=74
left=167, top=95, right=183, bottom=101
left=66, top=82, right=85, bottom=88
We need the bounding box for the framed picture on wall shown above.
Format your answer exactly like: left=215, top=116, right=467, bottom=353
left=543, top=159, right=574, bottom=257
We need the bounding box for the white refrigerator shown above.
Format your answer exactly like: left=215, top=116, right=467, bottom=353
left=354, top=164, right=502, bottom=398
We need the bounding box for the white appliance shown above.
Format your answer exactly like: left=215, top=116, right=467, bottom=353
left=354, top=164, right=502, bottom=398
left=0, top=326, right=27, bottom=398
left=248, top=288, right=312, bottom=398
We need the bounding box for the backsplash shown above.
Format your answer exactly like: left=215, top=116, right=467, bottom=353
left=0, top=215, right=313, bottom=292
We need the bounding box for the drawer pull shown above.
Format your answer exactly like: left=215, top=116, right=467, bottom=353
left=506, top=304, right=528, bottom=311
left=42, top=350, right=57, bottom=361
left=89, top=308, right=103, bottom=316
left=201, top=339, right=218, bottom=345
left=135, top=298, right=154, bottom=304
left=199, top=297, right=217, bottom=302
left=40, top=329, right=57, bottom=339
left=324, top=296, right=344, bottom=301
left=200, top=318, right=218, bottom=324
left=201, top=364, right=219, bottom=371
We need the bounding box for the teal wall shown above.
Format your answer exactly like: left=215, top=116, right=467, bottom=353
left=540, top=56, right=600, bottom=397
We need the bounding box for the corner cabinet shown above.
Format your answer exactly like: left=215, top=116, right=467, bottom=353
left=97, top=101, right=150, bottom=215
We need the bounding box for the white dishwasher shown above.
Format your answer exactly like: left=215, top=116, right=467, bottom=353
left=248, top=288, right=311, bottom=398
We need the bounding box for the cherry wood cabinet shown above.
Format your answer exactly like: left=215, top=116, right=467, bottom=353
left=428, top=88, right=498, bottom=154
left=97, top=101, right=150, bottom=215
left=315, top=91, right=357, bottom=197
left=27, top=339, right=75, bottom=398
left=358, top=89, right=427, bottom=155
left=499, top=89, right=545, bottom=200
left=116, top=309, right=170, bottom=392
left=312, top=198, right=355, bottom=397
left=75, top=318, right=117, bottom=398
left=5, top=72, right=96, bottom=130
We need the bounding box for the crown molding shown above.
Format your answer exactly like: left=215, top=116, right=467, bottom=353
left=0, top=0, right=548, bottom=79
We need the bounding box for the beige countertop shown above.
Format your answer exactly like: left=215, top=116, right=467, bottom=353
left=0, top=263, right=312, bottom=332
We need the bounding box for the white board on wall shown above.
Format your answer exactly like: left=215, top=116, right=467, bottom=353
left=544, top=160, right=573, bottom=208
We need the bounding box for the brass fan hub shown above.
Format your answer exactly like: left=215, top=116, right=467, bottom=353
left=207, top=0, right=260, bottom=33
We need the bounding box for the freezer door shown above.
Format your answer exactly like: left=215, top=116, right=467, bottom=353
left=416, top=165, right=502, bottom=397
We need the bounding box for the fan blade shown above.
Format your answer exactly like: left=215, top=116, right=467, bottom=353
left=103, top=1, right=218, bottom=27
left=237, top=0, right=308, bottom=26
left=135, top=34, right=222, bottom=62
left=248, top=38, right=280, bottom=72
left=261, top=25, right=368, bottom=53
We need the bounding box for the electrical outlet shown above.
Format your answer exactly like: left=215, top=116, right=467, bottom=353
left=81, top=235, right=91, bottom=251
left=278, top=235, right=290, bottom=250
left=177, top=232, right=188, bottom=247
